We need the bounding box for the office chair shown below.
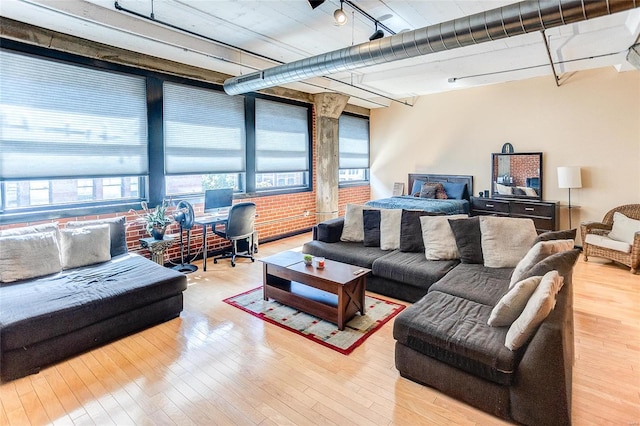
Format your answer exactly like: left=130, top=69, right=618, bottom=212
left=212, top=202, right=256, bottom=267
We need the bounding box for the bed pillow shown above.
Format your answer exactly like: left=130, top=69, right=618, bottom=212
left=426, top=182, right=448, bottom=199
left=341, top=204, right=368, bottom=242
left=608, top=212, right=640, bottom=245
left=362, top=209, right=381, bottom=247
left=509, top=239, right=574, bottom=287
left=488, top=275, right=543, bottom=327
left=380, top=209, right=403, bottom=250
left=442, top=182, right=467, bottom=200
left=399, top=210, right=443, bottom=252
left=0, top=232, right=62, bottom=282
left=480, top=216, right=538, bottom=268
left=419, top=183, right=437, bottom=199
left=420, top=214, right=467, bottom=260
left=448, top=216, right=484, bottom=264
left=505, top=270, right=564, bottom=350
left=59, top=224, right=111, bottom=270
left=66, top=216, right=127, bottom=257
left=534, top=229, right=577, bottom=244
left=411, top=180, right=426, bottom=196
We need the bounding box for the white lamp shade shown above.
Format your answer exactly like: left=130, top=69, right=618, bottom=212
left=557, top=166, right=582, bottom=189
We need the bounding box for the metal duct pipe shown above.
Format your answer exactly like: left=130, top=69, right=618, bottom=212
left=224, top=0, right=639, bottom=95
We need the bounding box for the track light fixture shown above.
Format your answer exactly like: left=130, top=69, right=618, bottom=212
left=369, top=23, right=384, bottom=40
left=307, top=0, right=325, bottom=9
left=333, top=1, right=347, bottom=26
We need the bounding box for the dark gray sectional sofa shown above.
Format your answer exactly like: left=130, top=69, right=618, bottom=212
left=303, top=216, right=579, bottom=425
left=0, top=219, right=188, bottom=382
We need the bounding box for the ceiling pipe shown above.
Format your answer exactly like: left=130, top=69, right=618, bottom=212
left=224, top=0, right=639, bottom=95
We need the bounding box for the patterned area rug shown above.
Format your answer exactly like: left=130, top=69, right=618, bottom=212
left=223, top=287, right=405, bottom=355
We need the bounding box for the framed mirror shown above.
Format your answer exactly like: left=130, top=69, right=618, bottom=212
left=491, top=152, right=543, bottom=200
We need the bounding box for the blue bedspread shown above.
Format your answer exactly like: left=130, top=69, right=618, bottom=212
left=365, top=196, right=469, bottom=215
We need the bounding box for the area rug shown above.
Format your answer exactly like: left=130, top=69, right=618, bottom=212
left=223, top=287, right=405, bottom=355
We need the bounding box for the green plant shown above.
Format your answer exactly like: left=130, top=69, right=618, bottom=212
left=132, top=199, right=173, bottom=236
left=303, top=254, right=313, bottom=262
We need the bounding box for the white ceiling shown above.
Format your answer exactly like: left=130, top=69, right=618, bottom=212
left=2, top=0, right=639, bottom=108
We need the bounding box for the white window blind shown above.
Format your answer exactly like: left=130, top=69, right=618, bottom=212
left=163, top=82, right=245, bottom=175
left=0, top=50, right=148, bottom=180
left=339, top=115, right=370, bottom=169
left=255, top=99, right=309, bottom=173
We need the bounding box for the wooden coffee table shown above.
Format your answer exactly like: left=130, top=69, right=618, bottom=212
left=261, top=251, right=370, bottom=330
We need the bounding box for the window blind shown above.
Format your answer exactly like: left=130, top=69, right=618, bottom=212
left=163, top=82, right=245, bottom=175
left=339, top=114, right=370, bottom=169
left=255, top=99, right=309, bottom=173
left=0, top=50, right=148, bottom=180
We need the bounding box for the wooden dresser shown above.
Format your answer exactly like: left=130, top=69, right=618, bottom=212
left=470, top=197, right=559, bottom=232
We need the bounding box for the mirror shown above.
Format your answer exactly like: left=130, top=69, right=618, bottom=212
left=491, top=152, right=543, bottom=200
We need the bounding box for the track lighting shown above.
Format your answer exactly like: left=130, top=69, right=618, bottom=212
left=307, top=0, right=325, bottom=9
left=333, top=1, right=347, bottom=26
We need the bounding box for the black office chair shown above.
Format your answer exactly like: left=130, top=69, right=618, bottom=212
left=212, top=202, right=256, bottom=267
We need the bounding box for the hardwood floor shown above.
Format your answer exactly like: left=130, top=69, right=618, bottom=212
left=1, top=233, right=638, bottom=425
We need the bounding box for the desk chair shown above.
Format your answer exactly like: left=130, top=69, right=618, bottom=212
left=212, top=202, right=256, bottom=267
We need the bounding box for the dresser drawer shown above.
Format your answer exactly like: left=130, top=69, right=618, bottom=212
left=471, top=197, right=510, bottom=213
left=511, top=202, right=555, bottom=218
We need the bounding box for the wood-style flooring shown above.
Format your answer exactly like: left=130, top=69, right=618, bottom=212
left=1, top=233, right=638, bottom=425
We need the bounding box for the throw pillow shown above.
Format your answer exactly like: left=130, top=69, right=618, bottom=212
left=420, top=214, right=467, bottom=260
left=340, top=204, right=368, bottom=242
left=521, top=249, right=581, bottom=281
left=488, top=275, right=543, bottom=327
left=380, top=209, right=403, bottom=250
left=495, top=183, right=513, bottom=195
left=480, top=216, right=538, bottom=268
left=427, top=182, right=448, bottom=200
left=411, top=180, right=426, bottom=196
left=399, top=210, right=443, bottom=252
left=534, top=229, right=577, bottom=244
left=448, top=216, right=484, bottom=264
left=66, top=216, right=128, bottom=257
left=0, top=222, right=61, bottom=243
left=509, top=239, right=574, bottom=288
left=419, top=182, right=437, bottom=199
left=442, top=182, right=467, bottom=200
left=0, top=232, right=62, bottom=283
left=362, top=209, right=381, bottom=247
left=59, top=224, right=112, bottom=270
left=608, top=212, right=640, bottom=245
left=505, top=270, right=564, bottom=350
left=522, top=187, right=538, bottom=197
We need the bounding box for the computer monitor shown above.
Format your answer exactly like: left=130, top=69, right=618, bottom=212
left=204, top=188, right=233, bottom=213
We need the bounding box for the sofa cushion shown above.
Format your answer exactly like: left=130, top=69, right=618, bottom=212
left=380, top=209, right=402, bottom=250
left=608, top=212, right=640, bottom=245
left=521, top=249, right=581, bottom=281
left=428, top=263, right=512, bottom=306
left=480, top=216, right=538, bottom=268
left=302, top=240, right=388, bottom=269
left=0, top=253, right=187, bottom=352
left=399, top=210, right=443, bottom=253
left=584, top=234, right=631, bottom=253
left=340, top=204, right=368, bottom=242
left=393, top=290, right=523, bottom=385
left=372, top=250, right=458, bottom=291
left=509, top=239, right=574, bottom=287
left=448, top=216, right=484, bottom=264
left=505, top=270, right=564, bottom=350
left=0, top=232, right=62, bottom=283
left=534, top=229, right=576, bottom=244
left=362, top=210, right=381, bottom=247
left=420, top=214, right=467, bottom=260
left=66, top=216, right=128, bottom=257
left=488, top=275, right=543, bottom=327
left=59, top=224, right=112, bottom=270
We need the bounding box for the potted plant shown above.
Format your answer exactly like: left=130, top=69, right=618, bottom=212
left=132, top=199, right=173, bottom=240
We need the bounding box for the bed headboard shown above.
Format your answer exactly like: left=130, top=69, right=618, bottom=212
left=408, top=174, right=474, bottom=202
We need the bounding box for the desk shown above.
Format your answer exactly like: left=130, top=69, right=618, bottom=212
left=140, top=236, right=175, bottom=265
left=195, top=214, right=228, bottom=271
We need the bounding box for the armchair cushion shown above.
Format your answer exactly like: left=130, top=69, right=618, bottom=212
left=608, top=212, right=640, bottom=245
left=584, top=234, right=631, bottom=253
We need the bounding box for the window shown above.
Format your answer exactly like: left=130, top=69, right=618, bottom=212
left=0, top=49, right=148, bottom=211
left=338, top=114, right=370, bottom=183
left=163, top=82, right=245, bottom=196
left=255, top=98, right=310, bottom=190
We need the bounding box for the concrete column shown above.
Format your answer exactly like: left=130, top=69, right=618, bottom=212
left=313, top=93, right=350, bottom=223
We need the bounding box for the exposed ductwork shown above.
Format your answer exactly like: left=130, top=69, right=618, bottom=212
left=223, top=0, right=639, bottom=95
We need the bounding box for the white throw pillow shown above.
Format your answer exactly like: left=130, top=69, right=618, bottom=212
left=488, top=275, right=543, bottom=327
left=59, top=224, right=111, bottom=270
left=379, top=209, right=403, bottom=250
left=0, top=222, right=60, bottom=242
left=341, top=204, right=368, bottom=242
left=509, top=239, right=574, bottom=288
left=480, top=216, right=538, bottom=268
left=505, top=270, right=564, bottom=350
left=495, top=183, right=513, bottom=195
left=0, top=232, right=62, bottom=282
left=608, top=212, right=640, bottom=245
left=420, top=214, right=468, bottom=260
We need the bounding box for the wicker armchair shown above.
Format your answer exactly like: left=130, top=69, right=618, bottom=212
left=581, top=204, right=640, bottom=274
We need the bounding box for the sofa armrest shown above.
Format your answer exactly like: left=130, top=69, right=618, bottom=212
left=313, top=217, right=344, bottom=243
left=580, top=221, right=612, bottom=243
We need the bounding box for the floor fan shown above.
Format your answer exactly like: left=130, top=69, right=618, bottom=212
left=172, top=200, right=198, bottom=273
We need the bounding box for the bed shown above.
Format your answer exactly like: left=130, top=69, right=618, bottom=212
left=365, top=174, right=473, bottom=215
